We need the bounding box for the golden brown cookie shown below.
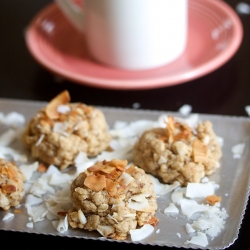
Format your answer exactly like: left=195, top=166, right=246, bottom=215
left=22, top=91, right=111, bottom=170
left=67, top=159, right=158, bottom=240
left=0, top=158, right=26, bottom=210
left=133, top=116, right=222, bottom=186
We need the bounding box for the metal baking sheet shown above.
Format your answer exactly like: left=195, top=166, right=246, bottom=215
left=0, top=98, right=250, bottom=249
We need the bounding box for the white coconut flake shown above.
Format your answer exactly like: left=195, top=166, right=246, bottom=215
left=0, top=111, right=25, bottom=127
left=231, top=143, right=245, bottom=158
left=117, top=172, right=134, bottom=186
left=130, top=224, right=154, bottom=241
left=178, top=104, right=192, bottom=115
left=29, top=178, right=55, bottom=197
left=176, top=232, right=181, bottom=238
left=185, top=223, right=196, bottom=233
left=19, top=161, right=39, bottom=181
left=25, top=194, right=43, bottom=206
left=0, top=129, right=18, bottom=146
left=128, top=194, right=150, bottom=210
left=180, top=199, right=208, bottom=217
left=97, top=225, right=115, bottom=237
left=186, top=182, right=215, bottom=198
left=149, top=175, right=180, bottom=196
left=164, top=202, right=179, bottom=214
left=78, top=210, right=87, bottom=224
left=26, top=222, right=34, bottom=228
left=217, top=136, right=224, bottom=147
left=171, top=187, right=186, bottom=205
left=47, top=195, right=71, bottom=204
left=47, top=203, right=70, bottom=218
left=53, top=122, right=69, bottom=136
left=26, top=203, right=48, bottom=222
left=57, top=105, right=71, bottom=114
left=175, top=114, right=199, bottom=130
left=48, top=172, right=72, bottom=186
left=35, top=134, right=45, bottom=146
left=201, top=176, right=210, bottom=183
left=0, top=146, right=27, bottom=162
left=185, top=232, right=209, bottom=247
left=2, top=213, right=14, bottom=221
left=55, top=215, right=69, bottom=233
left=74, top=151, right=88, bottom=164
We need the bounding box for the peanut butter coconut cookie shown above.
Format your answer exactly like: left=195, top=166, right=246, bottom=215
left=22, top=91, right=111, bottom=170
left=67, top=159, right=158, bottom=240
left=133, top=116, right=222, bottom=186
left=0, top=158, right=26, bottom=210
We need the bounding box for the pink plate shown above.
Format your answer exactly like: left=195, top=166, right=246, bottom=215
left=25, top=0, right=243, bottom=90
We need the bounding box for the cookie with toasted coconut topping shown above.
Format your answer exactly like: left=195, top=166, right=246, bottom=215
left=0, top=158, right=26, bottom=210
left=22, top=90, right=111, bottom=170
left=133, top=116, right=222, bottom=186
left=67, top=159, right=158, bottom=240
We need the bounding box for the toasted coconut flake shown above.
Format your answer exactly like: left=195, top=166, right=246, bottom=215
left=192, top=139, right=207, bottom=163
left=84, top=174, right=106, bottom=191
left=147, top=216, right=159, bottom=226
left=109, top=159, right=127, bottom=171
left=174, top=123, right=192, bottom=141
left=206, top=194, right=222, bottom=205
left=99, top=165, right=116, bottom=174
left=45, top=90, right=71, bottom=119
left=37, top=163, right=48, bottom=173
left=105, top=178, right=118, bottom=195
left=1, top=184, right=16, bottom=193
left=87, top=164, right=102, bottom=173
left=14, top=209, right=22, bottom=214
left=125, top=165, right=136, bottom=174
left=166, top=116, right=175, bottom=143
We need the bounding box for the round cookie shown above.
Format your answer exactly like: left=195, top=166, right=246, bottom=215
left=0, top=158, right=26, bottom=210
left=22, top=91, right=111, bottom=170
left=67, top=159, right=158, bottom=240
left=133, top=116, right=222, bottom=186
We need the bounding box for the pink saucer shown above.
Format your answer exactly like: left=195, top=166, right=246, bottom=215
left=25, top=0, right=243, bottom=90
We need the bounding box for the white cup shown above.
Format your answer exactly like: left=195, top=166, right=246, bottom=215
left=55, top=0, right=188, bottom=71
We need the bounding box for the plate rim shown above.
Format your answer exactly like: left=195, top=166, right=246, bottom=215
left=25, top=0, right=243, bottom=90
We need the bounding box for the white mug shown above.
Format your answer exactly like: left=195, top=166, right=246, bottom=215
left=55, top=0, right=188, bottom=71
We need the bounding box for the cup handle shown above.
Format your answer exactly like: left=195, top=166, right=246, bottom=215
left=55, top=0, right=85, bottom=33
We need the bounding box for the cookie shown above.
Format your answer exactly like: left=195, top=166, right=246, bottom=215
left=22, top=91, right=111, bottom=170
left=67, top=159, right=158, bottom=240
left=0, top=158, right=26, bottom=210
left=133, top=116, right=222, bottom=186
